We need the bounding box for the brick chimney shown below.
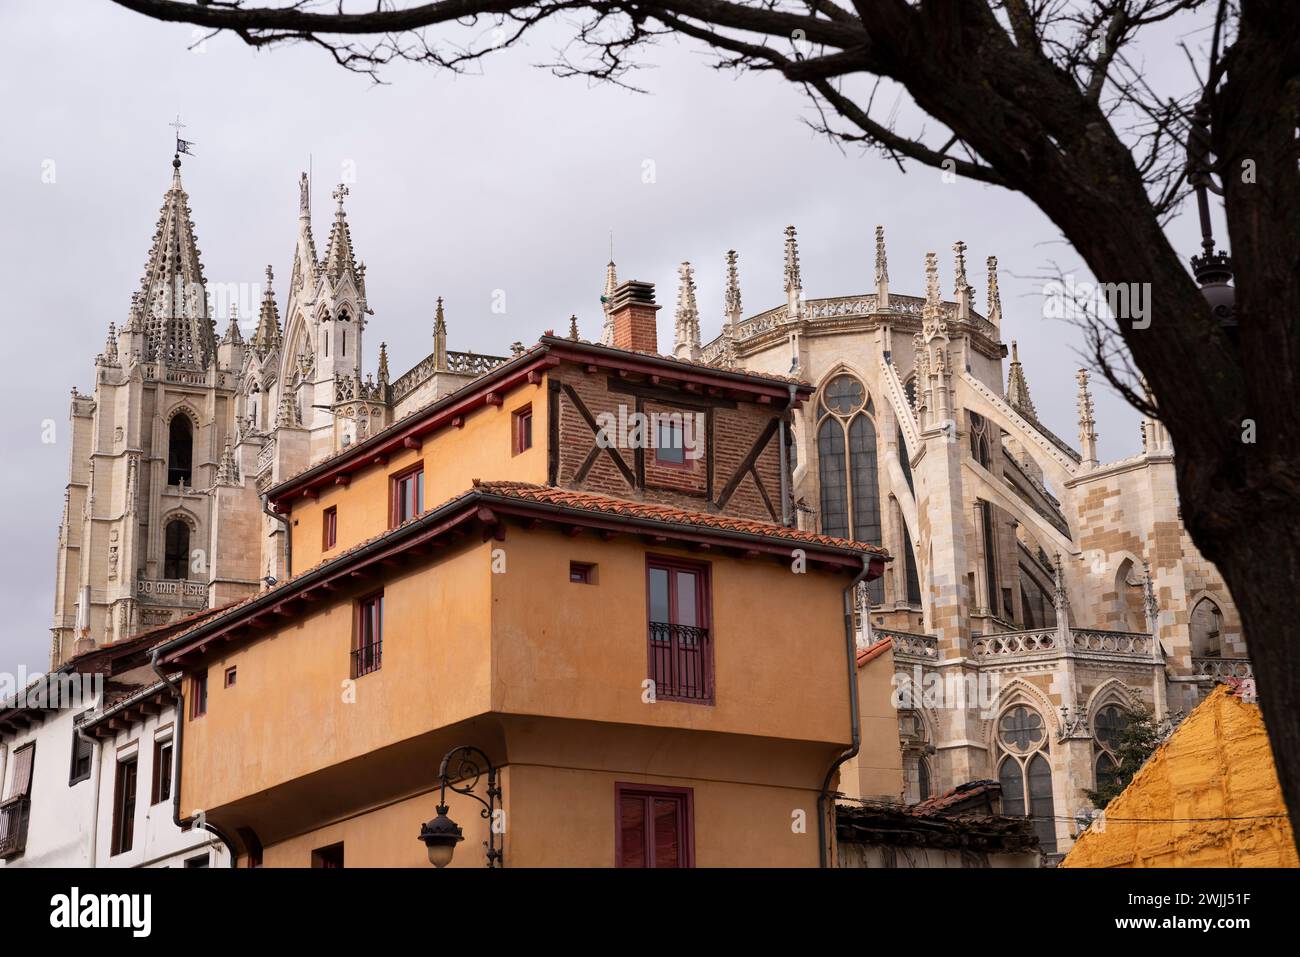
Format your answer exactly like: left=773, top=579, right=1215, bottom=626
left=609, top=280, right=661, bottom=354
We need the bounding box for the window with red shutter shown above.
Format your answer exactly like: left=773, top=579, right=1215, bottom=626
left=615, top=784, right=693, bottom=867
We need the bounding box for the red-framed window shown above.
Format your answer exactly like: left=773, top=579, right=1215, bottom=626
left=569, top=561, right=595, bottom=584
left=353, top=591, right=383, bottom=677
left=615, top=783, right=694, bottom=868
left=512, top=404, right=533, bottom=455
left=224, top=666, right=237, bottom=688
left=110, top=756, right=138, bottom=856
left=190, top=673, right=208, bottom=719
left=389, top=464, right=424, bottom=528
left=646, top=556, right=712, bottom=703
left=323, top=506, right=337, bottom=550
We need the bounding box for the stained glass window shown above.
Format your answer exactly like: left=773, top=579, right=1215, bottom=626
left=816, top=374, right=883, bottom=603
left=999, top=706, right=1044, bottom=752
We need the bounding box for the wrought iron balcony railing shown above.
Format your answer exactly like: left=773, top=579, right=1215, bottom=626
left=351, top=640, right=382, bottom=678
left=648, top=622, right=711, bottom=702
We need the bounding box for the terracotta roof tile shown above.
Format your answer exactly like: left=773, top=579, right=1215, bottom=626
left=551, top=335, right=811, bottom=387
left=856, top=636, right=893, bottom=667
left=160, top=481, right=887, bottom=658
left=472, top=481, right=888, bottom=556
left=909, top=779, right=1001, bottom=816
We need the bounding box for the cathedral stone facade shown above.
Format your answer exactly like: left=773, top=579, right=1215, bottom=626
left=686, top=226, right=1248, bottom=856
left=50, top=156, right=508, bottom=667
left=51, top=158, right=1248, bottom=859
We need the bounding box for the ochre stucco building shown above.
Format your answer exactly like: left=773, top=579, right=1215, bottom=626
left=1064, top=684, right=1296, bottom=867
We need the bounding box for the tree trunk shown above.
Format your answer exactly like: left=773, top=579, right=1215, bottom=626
left=1200, top=498, right=1300, bottom=840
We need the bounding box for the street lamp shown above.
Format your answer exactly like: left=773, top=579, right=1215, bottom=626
left=1186, top=98, right=1236, bottom=335
left=418, top=745, right=502, bottom=868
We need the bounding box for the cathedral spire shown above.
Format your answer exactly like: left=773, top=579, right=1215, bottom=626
left=874, top=225, right=890, bottom=310
left=953, top=240, right=972, bottom=322
left=672, top=261, right=702, bottom=361
left=291, top=172, right=319, bottom=293
left=98, top=322, right=120, bottom=367
left=783, top=225, right=803, bottom=320
left=252, top=266, right=282, bottom=357
left=600, top=259, right=618, bottom=345
left=215, top=436, right=240, bottom=486
left=923, top=251, right=942, bottom=324
left=1140, top=376, right=1170, bottom=454
left=1076, top=368, right=1099, bottom=468
left=1005, top=341, right=1038, bottom=421
left=568, top=314, right=580, bottom=341
left=724, top=249, right=743, bottom=324
left=986, top=255, right=1002, bottom=328
left=433, top=296, right=448, bottom=370
left=377, top=341, right=390, bottom=384
left=717, top=250, right=742, bottom=369
left=222, top=303, right=244, bottom=345
left=321, top=183, right=360, bottom=285
left=136, top=153, right=214, bottom=367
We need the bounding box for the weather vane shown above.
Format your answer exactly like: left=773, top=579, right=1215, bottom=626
left=170, top=114, right=196, bottom=157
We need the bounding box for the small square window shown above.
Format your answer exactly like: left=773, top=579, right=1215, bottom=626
left=570, top=562, right=596, bottom=585
left=655, top=421, right=688, bottom=466
left=323, top=506, right=337, bottom=550
left=224, top=666, right=237, bottom=688
left=513, top=405, right=534, bottom=455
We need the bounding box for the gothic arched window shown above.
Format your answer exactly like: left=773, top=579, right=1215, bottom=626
left=1189, top=598, right=1223, bottom=657
left=996, top=705, right=1057, bottom=853
left=167, top=416, right=193, bottom=486
left=1114, top=559, right=1146, bottom=632
left=1093, top=704, right=1129, bottom=793
left=969, top=410, right=993, bottom=468
left=163, top=520, right=190, bottom=580
left=816, top=374, right=883, bottom=603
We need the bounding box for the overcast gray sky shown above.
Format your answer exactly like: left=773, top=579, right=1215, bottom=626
left=0, top=1, right=1212, bottom=676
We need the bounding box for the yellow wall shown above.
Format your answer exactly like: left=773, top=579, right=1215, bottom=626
left=287, top=376, right=547, bottom=571
left=838, top=645, right=906, bottom=802
left=263, top=783, right=497, bottom=868
left=1064, top=686, right=1298, bottom=868
left=181, top=539, right=494, bottom=814
left=263, top=762, right=825, bottom=868
left=489, top=528, right=852, bottom=743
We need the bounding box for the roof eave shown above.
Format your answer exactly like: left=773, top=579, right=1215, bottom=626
left=158, top=489, right=886, bottom=667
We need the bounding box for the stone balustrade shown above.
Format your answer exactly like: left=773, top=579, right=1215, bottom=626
left=1192, top=656, right=1253, bottom=679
